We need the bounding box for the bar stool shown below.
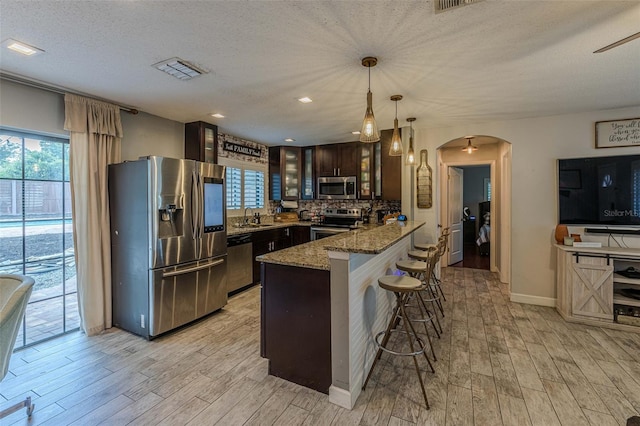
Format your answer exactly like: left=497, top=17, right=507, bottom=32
left=413, top=227, right=449, bottom=251
left=362, top=274, right=434, bottom=409
left=396, top=252, right=443, bottom=341
left=407, top=247, right=445, bottom=320
left=414, top=234, right=448, bottom=302
left=402, top=248, right=444, bottom=332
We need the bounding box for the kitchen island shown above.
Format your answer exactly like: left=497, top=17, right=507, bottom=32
left=257, top=221, right=425, bottom=409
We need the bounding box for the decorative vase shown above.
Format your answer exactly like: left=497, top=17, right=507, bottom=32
left=416, top=150, right=432, bottom=209
left=555, top=225, right=569, bottom=244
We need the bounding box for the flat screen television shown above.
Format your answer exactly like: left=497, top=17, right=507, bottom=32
left=558, top=155, right=640, bottom=226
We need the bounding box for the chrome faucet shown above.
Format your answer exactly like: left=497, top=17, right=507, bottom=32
left=243, top=207, right=253, bottom=225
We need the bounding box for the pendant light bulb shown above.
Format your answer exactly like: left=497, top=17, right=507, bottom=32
left=406, top=117, right=416, bottom=166
left=360, top=57, right=380, bottom=143
left=462, top=136, right=478, bottom=154
left=389, top=95, right=403, bottom=156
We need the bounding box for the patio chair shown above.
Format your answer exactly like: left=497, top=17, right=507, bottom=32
left=0, top=274, right=35, bottom=419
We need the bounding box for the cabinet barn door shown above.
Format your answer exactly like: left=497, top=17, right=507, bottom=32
left=571, top=256, right=613, bottom=320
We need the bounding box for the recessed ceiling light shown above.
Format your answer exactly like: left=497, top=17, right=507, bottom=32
left=298, top=97, right=313, bottom=103
left=2, top=38, right=44, bottom=56
left=352, top=131, right=361, bottom=135
left=211, top=113, right=225, bottom=118
left=284, top=138, right=295, bottom=142
left=152, top=57, right=207, bottom=80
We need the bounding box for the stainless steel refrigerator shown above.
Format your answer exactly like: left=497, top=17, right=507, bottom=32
left=109, top=156, right=227, bottom=338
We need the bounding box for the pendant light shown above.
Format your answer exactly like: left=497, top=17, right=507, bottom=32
left=389, top=95, right=403, bottom=156
left=406, top=117, right=416, bottom=165
left=359, top=57, right=380, bottom=143
left=462, top=136, right=478, bottom=154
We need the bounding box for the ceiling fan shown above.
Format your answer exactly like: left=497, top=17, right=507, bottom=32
left=593, top=31, right=640, bottom=53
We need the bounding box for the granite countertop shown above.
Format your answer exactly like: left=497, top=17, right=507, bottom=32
left=227, top=220, right=312, bottom=236
left=257, top=221, right=424, bottom=270
left=324, top=221, right=424, bottom=254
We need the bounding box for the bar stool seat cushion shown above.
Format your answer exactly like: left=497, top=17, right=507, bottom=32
left=378, top=275, right=422, bottom=293
left=396, top=260, right=427, bottom=274
left=407, top=250, right=434, bottom=261
left=414, top=242, right=437, bottom=250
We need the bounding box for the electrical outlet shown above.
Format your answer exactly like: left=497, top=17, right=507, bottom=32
left=141, top=314, right=145, bottom=328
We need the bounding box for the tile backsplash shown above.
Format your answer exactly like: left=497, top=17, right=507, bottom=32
left=268, top=199, right=401, bottom=216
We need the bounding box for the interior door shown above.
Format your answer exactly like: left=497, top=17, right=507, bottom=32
left=448, top=167, right=464, bottom=265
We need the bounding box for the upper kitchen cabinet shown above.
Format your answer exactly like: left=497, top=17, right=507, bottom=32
left=185, top=121, right=218, bottom=163
left=359, top=143, right=375, bottom=199
left=377, top=129, right=401, bottom=200
left=269, top=146, right=314, bottom=200
left=315, top=142, right=358, bottom=177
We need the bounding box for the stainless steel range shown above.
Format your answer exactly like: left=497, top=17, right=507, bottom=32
left=310, top=208, right=362, bottom=240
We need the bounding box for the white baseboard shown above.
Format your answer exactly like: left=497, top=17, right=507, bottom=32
left=329, top=385, right=356, bottom=409
left=510, top=293, right=556, bottom=307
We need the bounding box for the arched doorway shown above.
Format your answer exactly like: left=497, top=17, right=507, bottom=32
left=437, top=135, right=512, bottom=285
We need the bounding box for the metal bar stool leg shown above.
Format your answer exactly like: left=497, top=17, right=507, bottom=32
left=425, top=284, right=444, bottom=333
left=399, top=299, right=431, bottom=409
left=413, top=289, right=438, bottom=361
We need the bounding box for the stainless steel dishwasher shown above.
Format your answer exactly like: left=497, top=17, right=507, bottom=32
left=226, top=233, right=254, bottom=293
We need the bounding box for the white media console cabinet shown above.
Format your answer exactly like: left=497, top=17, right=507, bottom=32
left=556, top=244, right=640, bottom=332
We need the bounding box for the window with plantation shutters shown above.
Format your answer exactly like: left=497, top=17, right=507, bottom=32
left=244, top=169, right=264, bottom=209
left=223, top=162, right=267, bottom=212
left=226, top=167, right=242, bottom=210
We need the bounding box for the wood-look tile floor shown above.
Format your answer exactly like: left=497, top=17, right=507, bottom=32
left=2, top=267, right=640, bottom=425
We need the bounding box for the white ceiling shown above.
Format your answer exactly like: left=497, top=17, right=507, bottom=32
left=1, top=1, right=639, bottom=147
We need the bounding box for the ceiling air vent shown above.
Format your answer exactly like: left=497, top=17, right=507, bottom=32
left=152, top=57, right=207, bottom=81
left=436, top=0, right=482, bottom=13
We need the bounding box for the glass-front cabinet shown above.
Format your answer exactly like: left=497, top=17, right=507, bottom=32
left=302, top=147, right=314, bottom=199
left=283, top=147, right=300, bottom=199
left=360, top=144, right=373, bottom=199
left=269, top=146, right=314, bottom=201
left=185, top=121, right=218, bottom=164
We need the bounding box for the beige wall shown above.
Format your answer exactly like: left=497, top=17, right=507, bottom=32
left=120, top=111, right=183, bottom=161
left=412, top=106, right=640, bottom=306
left=0, top=79, right=185, bottom=160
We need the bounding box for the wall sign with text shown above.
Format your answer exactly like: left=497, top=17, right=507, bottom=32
left=223, top=141, right=262, bottom=157
left=595, top=118, right=640, bottom=148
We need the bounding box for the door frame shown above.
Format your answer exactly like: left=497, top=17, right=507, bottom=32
left=439, top=158, right=496, bottom=271
left=447, top=166, right=464, bottom=265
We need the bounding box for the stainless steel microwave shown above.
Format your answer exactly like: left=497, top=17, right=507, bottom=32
left=317, top=176, right=357, bottom=200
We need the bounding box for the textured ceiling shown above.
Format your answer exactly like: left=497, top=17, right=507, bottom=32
left=1, top=1, right=639, bottom=146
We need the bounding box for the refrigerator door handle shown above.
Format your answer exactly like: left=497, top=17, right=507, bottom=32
left=162, top=258, right=225, bottom=278
left=191, top=171, right=199, bottom=239
left=197, top=171, right=203, bottom=239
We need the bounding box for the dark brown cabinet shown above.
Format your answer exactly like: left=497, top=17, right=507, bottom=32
left=184, top=121, right=218, bottom=164
left=357, top=129, right=400, bottom=200
left=270, top=135, right=399, bottom=202
left=315, top=142, right=358, bottom=177
left=378, top=129, right=402, bottom=200
left=250, top=226, right=311, bottom=284
left=252, top=227, right=291, bottom=284
left=291, top=226, right=311, bottom=246
left=269, top=146, right=314, bottom=200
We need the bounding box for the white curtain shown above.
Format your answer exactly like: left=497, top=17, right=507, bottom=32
left=64, top=94, right=122, bottom=336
